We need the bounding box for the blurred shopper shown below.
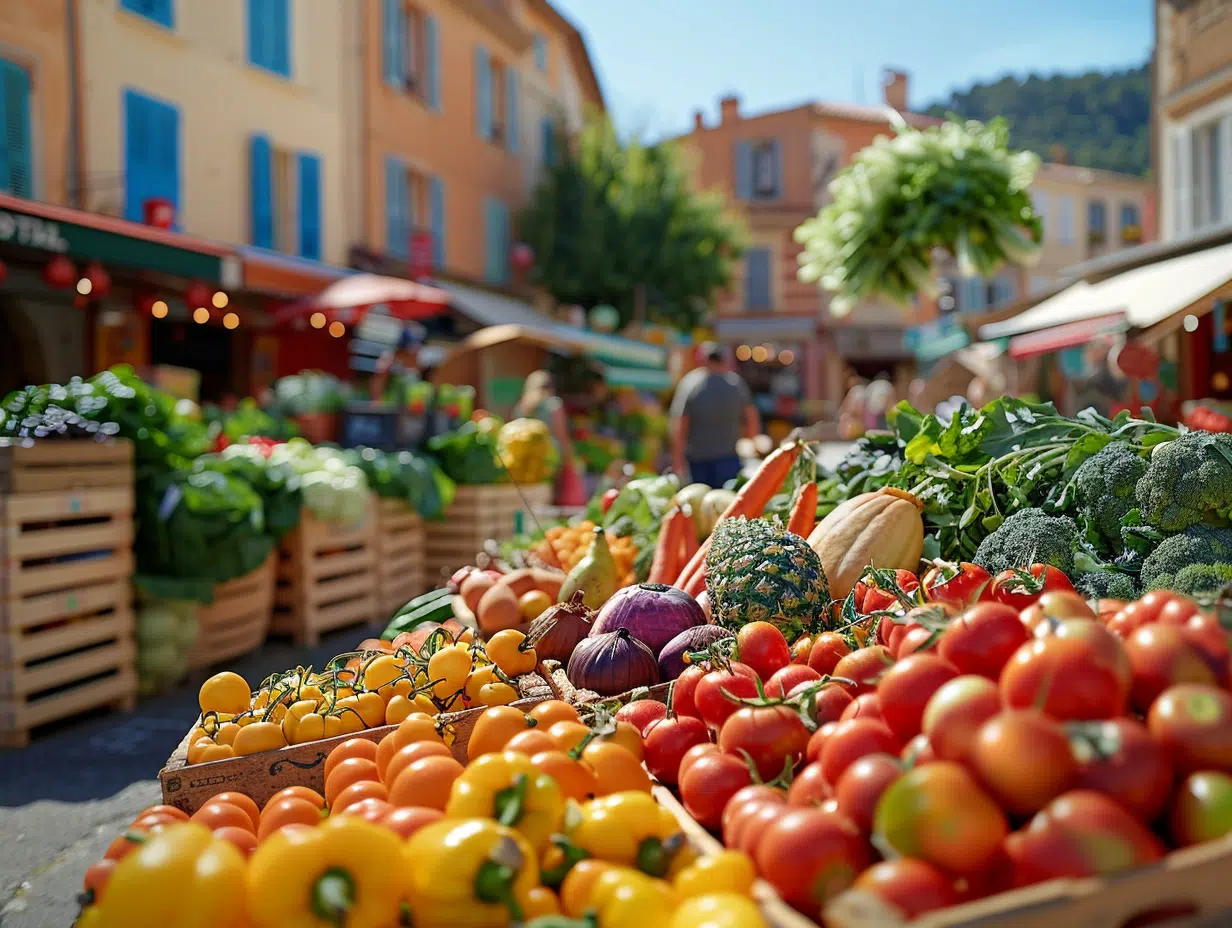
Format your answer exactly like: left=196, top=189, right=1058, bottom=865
left=838, top=377, right=867, bottom=439
left=670, top=343, right=758, bottom=487
left=515, top=370, right=582, bottom=504
left=865, top=374, right=898, bottom=431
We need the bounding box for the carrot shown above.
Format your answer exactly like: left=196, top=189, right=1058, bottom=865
left=786, top=481, right=819, bottom=538
left=678, top=507, right=700, bottom=568
left=674, top=443, right=803, bottom=592
left=648, top=507, right=685, bottom=584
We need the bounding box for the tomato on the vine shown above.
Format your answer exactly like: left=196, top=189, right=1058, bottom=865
left=820, top=719, right=899, bottom=785
left=937, top=602, right=1028, bottom=680
left=679, top=752, right=754, bottom=830
left=754, top=807, right=871, bottom=911
left=832, top=645, right=895, bottom=696
left=792, top=681, right=853, bottom=728
left=806, top=633, right=852, bottom=676
left=735, top=622, right=791, bottom=681
left=615, top=699, right=669, bottom=737
left=787, top=762, right=833, bottom=807
left=988, top=564, right=1075, bottom=610
left=766, top=664, right=821, bottom=698
left=876, top=654, right=959, bottom=744
left=855, top=569, right=921, bottom=613
left=643, top=715, right=711, bottom=785
left=921, top=561, right=993, bottom=610
left=693, top=662, right=759, bottom=729
left=1072, top=717, right=1173, bottom=823
left=718, top=705, right=811, bottom=781
left=671, top=665, right=707, bottom=719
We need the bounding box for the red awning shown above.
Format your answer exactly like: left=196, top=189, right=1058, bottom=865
left=1006, top=312, right=1129, bottom=359
left=274, top=273, right=450, bottom=325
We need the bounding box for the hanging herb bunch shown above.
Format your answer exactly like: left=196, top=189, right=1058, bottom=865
left=794, top=115, right=1043, bottom=316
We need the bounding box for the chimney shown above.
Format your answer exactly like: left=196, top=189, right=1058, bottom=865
left=882, top=69, right=909, bottom=112
left=1050, top=144, right=1068, bottom=165
left=719, top=95, right=740, bottom=125
left=693, top=110, right=705, bottom=131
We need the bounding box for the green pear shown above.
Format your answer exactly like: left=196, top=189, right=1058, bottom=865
left=559, top=526, right=618, bottom=609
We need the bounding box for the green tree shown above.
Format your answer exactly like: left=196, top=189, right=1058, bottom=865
left=518, top=117, right=746, bottom=332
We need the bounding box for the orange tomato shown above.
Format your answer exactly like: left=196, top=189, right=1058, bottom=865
left=581, top=741, right=653, bottom=795
left=266, top=785, right=325, bottom=810
left=603, top=721, right=645, bottom=761
left=388, top=755, right=465, bottom=810
left=132, top=804, right=190, bottom=823
left=130, top=812, right=183, bottom=831
left=257, top=797, right=323, bottom=841
left=530, top=750, right=599, bottom=802
left=324, top=737, right=380, bottom=784
left=383, top=740, right=454, bottom=786
left=504, top=730, right=561, bottom=756
left=380, top=806, right=443, bottom=839
left=468, top=706, right=535, bottom=760
left=324, top=757, right=381, bottom=808
left=208, top=792, right=260, bottom=831
left=212, top=825, right=258, bottom=857
left=546, top=720, right=592, bottom=754
left=81, top=858, right=116, bottom=905
left=191, top=801, right=257, bottom=834
left=332, top=779, right=390, bottom=813
left=528, top=700, right=581, bottom=728
left=103, top=824, right=167, bottom=861
left=340, top=798, right=394, bottom=824
left=375, top=714, right=444, bottom=777
left=561, top=860, right=617, bottom=917
left=384, top=694, right=415, bottom=725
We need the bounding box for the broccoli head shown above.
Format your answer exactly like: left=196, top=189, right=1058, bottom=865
left=973, top=508, right=1079, bottom=576
left=1140, top=524, right=1232, bottom=592
left=1073, top=570, right=1139, bottom=601
left=1135, top=431, right=1232, bottom=532
left=1074, top=441, right=1149, bottom=546
left=1160, top=564, right=1232, bottom=597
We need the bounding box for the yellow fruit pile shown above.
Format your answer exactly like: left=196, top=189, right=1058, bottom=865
left=497, top=417, right=557, bottom=484
left=540, top=521, right=638, bottom=588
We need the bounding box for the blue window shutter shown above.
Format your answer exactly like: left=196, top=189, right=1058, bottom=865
left=483, top=198, right=498, bottom=282
left=0, top=59, right=33, bottom=198
left=121, top=0, right=174, bottom=29
left=158, top=99, right=180, bottom=225
left=274, top=0, right=290, bottom=76
left=745, top=248, right=771, bottom=310
left=297, top=152, right=321, bottom=260
left=385, top=156, right=408, bottom=258
left=541, top=118, right=556, bottom=168
left=247, top=0, right=264, bottom=68
left=425, top=15, right=441, bottom=110
left=382, top=0, right=403, bottom=87
left=734, top=141, right=752, bottom=200
left=249, top=134, right=274, bottom=248
left=505, top=66, right=520, bottom=153
left=475, top=46, right=492, bottom=139
left=429, top=176, right=446, bottom=270
left=770, top=140, right=783, bottom=199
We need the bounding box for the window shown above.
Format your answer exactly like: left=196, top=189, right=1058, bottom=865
left=958, top=277, right=985, bottom=313
left=120, top=0, right=173, bottom=28
left=484, top=197, right=510, bottom=284
left=533, top=33, right=548, bottom=73
left=249, top=136, right=320, bottom=258
left=474, top=47, right=518, bottom=151
left=248, top=0, right=291, bottom=77
left=125, top=89, right=179, bottom=225
left=744, top=247, right=772, bottom=310
left=1192, top=120, right=1224, bottom=230
left=429, top=177, right=446, bottom=270
left=540, top=117, right=557, bottom=171
left=985, top=274, right=1016, bottom=307
left=1057, top=195, right=1075, bottom=245
left=382, top=1, right=440, bottom=109
left=1087, top=199, right=1107, bottom=245
left=295, top=152, right=321, bottom=260
left=384, top=157, right=430, bottom=259
left=0, top=58, right=33, bottom=198
left=1031, top=190, right=1048, bottom=241
left=1120, top=202, right=1141, bottom=244
left=734, top=140, right=781, bottom=201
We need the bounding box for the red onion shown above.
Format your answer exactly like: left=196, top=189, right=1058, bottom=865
left=567, top=627, right=660, bottom=697
left=658, top=625, right=733, bottom=680
left=590, top=582, right=705, bottom=655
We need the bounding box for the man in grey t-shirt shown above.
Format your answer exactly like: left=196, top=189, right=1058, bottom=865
left=669, top=344, right=760, bottom=488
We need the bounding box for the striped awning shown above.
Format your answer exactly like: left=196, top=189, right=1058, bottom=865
left=1007, top=312, right=1128, bottom=359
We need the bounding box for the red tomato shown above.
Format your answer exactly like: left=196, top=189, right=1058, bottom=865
left=677, top=742, right=720, bottom=783
left=792, top=681, right=854, bottom=728
left=1156, top=596, right=1203, bottom=627
left=921, top=675, right=1001, bottom=765
left=856, top=570, right=921, bottom=614
left=735, top=621, right=792, bottom=681
left=754, top=807, right=872, bottom=911
left=1125, top=623, right=1219, bottom=713
left=671, top=665, right=707, bottom=719
left=787, top=761, right=833, bottom=807
left=969, top=710, right=1076, bottom=816
left=839, top=692, right=883, bottom=723
left=614, top=699, right=669, bottom=737
left=901, top=733, right=938, bottom=767
left=1170, top=771, right=1232, bottom=847
left=1001, top=619, right=1131, bottom=721
left=679, top=752, right=754, bottom=830
left=1106, top=590, right=1189, bottom=638
left=1019, top=591, right=1097, bottom=635
left=876, top=654, right=960, bottom=744
left=833, top=646, right=895, bottom=695
left=937, top=602, right=1028, bottom=679
left=894, top=625, right=940, bottom=659
left=1004, top=791, right=1165, bottom=887
left=728, top=799, right=788, bottom=857
left=693, top=663, right=760, bottom=728
left=851, top=859, right=958, bottom=920
left=805, top=721, right=841, bottom=765
left=922, top=561, right=993, bottom=610
left=885, top=604, right=956, bottom=657
left=833, top=752, right=903, bottom=832
left=1182, top=613, right=1231, bottom=675
left=766, top=663, right=822, bottom=698
left=989, top=564, right=1075, bottom=610
left=718, top=705, right=811, bottom=781
left=874, top=761, right=1008, bottom=874
left=1072, top=717, right=1174, bottom=823
left=807, top=633, right=852, bottom=676
left=642, top=715, right=711, bottom=785
left=819, top=719, right=899, bottom=786
left=790, top=635, right=814, bottom=665
left=722, top=784, right=787, bottom=841
left=1147, top=683, right=1232, bottom=775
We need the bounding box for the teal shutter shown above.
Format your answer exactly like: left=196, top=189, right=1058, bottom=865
left=297, top=152, right=321, bottom=260
left=249, top=134, right=274, bottom=247
left=121, top=0, right=173, bottom=28
left=769, top=139, right=782, bottom=199
left=541, top=118, right=556, bottom=168
left=385, top=156, right=408, bottom=258
left=425, top=14, right=440, bottom=109
left=501, top=201, right=511, bottom=283
left=272, top=0, right=290, bottom=75
left=475, top=46, right=492, bottom=139
left=0, top=59, right=33, bottom=198
left=429, top=177, right=446, bottom=270
left=745, top=247, right=771, bottom=310
left=505, top=66, right=520, bottom=153
left=124, top=89, right=179, bottom=223
left=382, top=0, right=404, bottom=87
left=734, top=141, right=752, bottom=200
left=247, top=0, right=265, bottom=68
left=483, top=198, right=498, bottom=282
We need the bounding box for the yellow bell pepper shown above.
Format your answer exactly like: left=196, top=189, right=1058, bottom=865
left=246, top=815, right=406, bottom=928
left=588, top=867, right=677, bottom=928
left=86, top=823, right=246, bottom=928
left=672, top=850, right=757, bottom=900
left=667, top=893, right=768, bottom=928
left=404, top=818, right=540, bottom=928
left=566, top=791, right=693, bottom=878
left=445, top=751, right=564, bottom=853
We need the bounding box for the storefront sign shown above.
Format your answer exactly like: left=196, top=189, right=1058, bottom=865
left=0, top=210, right=69, bottom=253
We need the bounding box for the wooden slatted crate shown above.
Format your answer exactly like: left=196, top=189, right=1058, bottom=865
left=424, top=484, right=552, bottom=585
left=0, top=485, right=137, bottom=747
left=0, top=438, right=134, bottom=494
left=187, top=554, right=277, bottom=670
left=374, top=498, right=426, bottom=617
left=273, top=501, right=379, bottom=647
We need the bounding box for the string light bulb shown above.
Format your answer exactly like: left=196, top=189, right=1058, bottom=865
left=151, top=300, right=168, bottom=318
left=778, top=349, right=795, bottom=365
left=223, top=312, right=239, bottom=329
left=751, top=346, right=769, bottom=363
left=328, top=321, right=346, bottom=338
left=735, top=345, right=752, bottom=361
left=76, top=278, right=93, bottom=296
left=192, top=306, right=210, bottom=324
left=212, top=291, right=229, bottom=309
left=310, top=312, right=327, bottom=329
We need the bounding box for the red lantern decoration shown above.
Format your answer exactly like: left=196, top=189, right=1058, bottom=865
left=133, top=292, right=157, bottom=315
left=185, top=281, right=212, bottom=310
left=83, top=262, right=111, bottom=299
left=0, top=258, right=7, bottom=286
left=1115, top=340, right=1160, bottom=380
left=44, top=255, right=76, bottom=289
left=510, top=243, right=534, bottom=272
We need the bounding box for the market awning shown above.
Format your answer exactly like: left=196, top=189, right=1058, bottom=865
left=239, top=245, right=356, bottom=297
left=980, top=240, right=1232, bottom=342
left=1006, top=312, right=1129, bottom=359
left=443, top=322, right=668, bottom=373
left=600, top=365, right=674, bottom=391
left=274, top=273, right=450, bottom=325
left=434, top=279, right=556, bottom=328
left=904, top=316, right=971, bottom=362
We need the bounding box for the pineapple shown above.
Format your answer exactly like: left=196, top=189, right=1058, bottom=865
left=706, top=517, right=830, bottom=639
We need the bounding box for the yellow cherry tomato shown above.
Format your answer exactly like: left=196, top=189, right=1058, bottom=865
left=231, top=721, right=287, bottom=756
left=485, top=629, right=538, bottom=677
left=477, top=682, right=519, bottom=706
left=199, top=672, right=251, bottom=716
left=673, top=851, right=757, bottom=900
left=428, top=644, right=473, bottom=699
left=668, top=893, right=767, bottom=928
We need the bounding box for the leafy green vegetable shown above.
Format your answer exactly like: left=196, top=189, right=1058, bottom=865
left=428, top=421, right=506, bottom=485
left=203, top=398, right=298, bottom=443
left=342, top=446, right=456, bottom=519
left=197, top=446, right=303, bottom=542
left=266, top=372, right=350, bottom=416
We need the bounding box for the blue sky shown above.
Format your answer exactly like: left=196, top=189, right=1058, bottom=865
left=550, top=0, right=1154, bottom=138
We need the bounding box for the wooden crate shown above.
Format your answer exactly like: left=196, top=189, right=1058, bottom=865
left=424, top=484, right=548, bottom=584
left=272, top=501, right=379, bottom=646
left=374, top=498, right=426, bottom=618
left=187, top=554, right=277, bottom=670
left=0, top=486, right=137, bottom=747
left=158, top=672, right=554, bottom=814
left=0, top=438, right=133, bottom=494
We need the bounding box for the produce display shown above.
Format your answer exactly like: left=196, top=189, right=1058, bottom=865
left=496, top=417, right=559, bottom=485
left=536, top=522, right=639, bottom=588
